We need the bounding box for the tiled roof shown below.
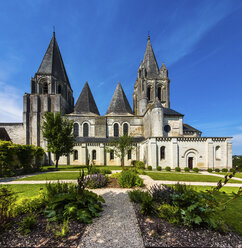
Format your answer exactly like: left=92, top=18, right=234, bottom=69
left=76, top=136, right=145, bottom=143
left=142, top=36, right=159, bottom=78
left=163, top=108, right=184, bottom=116
left=36, top=32, right=71, bottom=88
left=74, top=82, right=100, bottom=115
left=183, top=123, right=202, bottom=133
left=106, top=82, right=133, bottom=115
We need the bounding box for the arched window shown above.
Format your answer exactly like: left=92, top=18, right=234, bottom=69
left=215, top=146, right=221, bottom=160
left=74, top=150, right=78, bottom=160
left=147, top=86, right=151, bottom=101
left=110, top=150, right=114, bottom=160
left=160, top=146, right=165, bottom=160
left=158, top=87, right=161, bottom=101
left=43, top=82, right=48, bottom=94
left=73, top=123, right=79, bottom=137
left=83, top=123, right=89, bottom=137
left=123, top=123, right=129, bottom=135
left=114, top=123, right=119, bottom=137
left=58, top=85, right=62, bottom=94
left=128, top=150, right=132, bottom=160
left=92, top=150, right=96, bottom=160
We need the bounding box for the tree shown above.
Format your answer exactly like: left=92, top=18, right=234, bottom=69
left=106, top=134, right=133, bottom=170
left=41, top=112, right=75, bottom=169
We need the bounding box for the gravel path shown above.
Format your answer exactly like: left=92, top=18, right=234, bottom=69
left=200, top=171, right=242, bottom=181
left=78, top=188, right=144, bottom=248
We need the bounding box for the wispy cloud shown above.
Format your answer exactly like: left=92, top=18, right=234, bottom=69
left=157, top=1, right=239, bottom=65
left=0, top=81, right=22, bottom=122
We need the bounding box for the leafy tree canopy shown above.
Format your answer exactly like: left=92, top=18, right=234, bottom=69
left=41, top=112, right=75, bottom=168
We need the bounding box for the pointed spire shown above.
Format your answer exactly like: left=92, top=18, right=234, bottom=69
left=106, top=82, right=133, bottom=115
left=37, top=32, right=71, bottom=87
left=142, top=36, right=159, bottom=78
left=160, top=62, right=167, bottom=70
left=74, top=82, right=100, bottom=115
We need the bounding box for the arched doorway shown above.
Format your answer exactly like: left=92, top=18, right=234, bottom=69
left=188, top=157, right=193, bottom=169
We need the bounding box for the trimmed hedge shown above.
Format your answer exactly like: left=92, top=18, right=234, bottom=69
left=0, top=141, right=45, bottom=177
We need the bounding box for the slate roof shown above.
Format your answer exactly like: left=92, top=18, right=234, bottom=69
left=183, top=124, right=202, bottom=133
left=0, top=128, right=11, bottom=141
left=76, top=136, right=145, bottom=143
left=142, top=36, right=159, bottom=78
left=163, top=108, right=184, bottom=116
left=106, top=82, right=133, bottom=115
left=36, top=32, right=71, bottom=88
left=74, top=82, right=100, bottom=115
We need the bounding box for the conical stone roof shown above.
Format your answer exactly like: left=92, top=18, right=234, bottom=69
left=36, top=32, right=71, bottom=88
left=74, top=82, right=100, bottom=115
left=106, top=82, right=133, bottom=115
left=142, top=36, right=159, bottom=78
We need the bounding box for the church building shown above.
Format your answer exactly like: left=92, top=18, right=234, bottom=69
left=0, top=33, right=232, bottom=170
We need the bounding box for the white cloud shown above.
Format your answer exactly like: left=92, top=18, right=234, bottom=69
left=0, top=81, right=22, bottom=122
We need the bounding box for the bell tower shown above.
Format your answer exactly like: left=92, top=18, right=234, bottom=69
left=133, top=35, right=170, bottom=116
left=23, top=32, right=74, bottom=146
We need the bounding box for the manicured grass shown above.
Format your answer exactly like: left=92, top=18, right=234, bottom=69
left=147, top=172, right=241, bottom=183
left=211, top=172, right=242, bottom=179
left=17, top=172, right=83, bottom=181
left=42, top=165, right=128, bottom=171
left=2, top=184, right=46, bottom=199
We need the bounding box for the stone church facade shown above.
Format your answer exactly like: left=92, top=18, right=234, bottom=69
left=0, top=33, right=232, bottom=170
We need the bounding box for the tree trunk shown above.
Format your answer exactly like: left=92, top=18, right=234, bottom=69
left=55, top=155, right=59, bottom=169
left=121, top=153, right=125, bottom=171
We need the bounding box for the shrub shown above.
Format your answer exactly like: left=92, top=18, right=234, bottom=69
left=173, top=183, right=192, bottom=195
left=157, top=166, right=162, bottom=171
left=13, top=195, right=46, bottom=216
left=230, top=168, right=235, bottom=173
left=192, top=167, right=199, bottom=173
left=128, top=190, right=150, bottom=203
left=175, top=167, right=181, bottom=172
left=18, top=214, right=37, bottom=235
left=0, top=187, right=16, bottom=230
left=215, top=168, right=220, bottom=173
left=165, top=166, right=171, bottom=171
left=137, top=169, right=146, bottom=175
left=222, top=168, right=228, bottom=173
left=207, top=168, right=213, bottom=173
left=149, top=184, right=175, bottom=204
left=184, top=167, right=190, bottom=172
left=84, top=173, right=108, bottom=189
left=157, top=204, right=180, bottom=225
left=44, top=183, right=105, bottom=224
left=132, top=160, right=145, bottom=169
left=110, top=172, right=121, bottom=179
left=54, top=218, right=69, bottom=238
left=147, top=166, right=152, bottom=171
left=88, top=166, right=100, bottom=175
left=140, top=193, right=156, bottom=216
left=117, top=170, right=144, bottom=188
left=171, top=186, right=223, bottom=230
left=100, top=168, right=112, bottom=175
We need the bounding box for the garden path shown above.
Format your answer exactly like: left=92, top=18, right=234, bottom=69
left=78, top=188, right=144, bottom=248
left=200, top=171, right=242, bottom=181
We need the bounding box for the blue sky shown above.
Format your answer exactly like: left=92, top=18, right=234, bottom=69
left=0, top=0, right=242, bottom=154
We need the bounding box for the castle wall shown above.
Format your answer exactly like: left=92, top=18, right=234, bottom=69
left=0, top=123, right=25, bottom=145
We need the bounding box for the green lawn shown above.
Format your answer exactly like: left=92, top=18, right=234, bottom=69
left=147, top=172, right=241, bottom=183
left=2, top=184, right=46, bottom=199
left=17, top=172, right=82, bottom=181
left=42, top=165, right=126, bottom=171
left=211, top=172, right=242, bottom=179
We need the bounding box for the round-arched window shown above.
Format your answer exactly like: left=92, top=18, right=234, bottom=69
left=114, top=123, right=119, bottom=137
left=83, top=123, right=89, bottom=137
left=43, top=82, right=48, bottom=94
left=73, top=123, right=79, bottom=137
left=164, top=125, right=171, bottom=133
left=74, top=150, right=78, bottom=160
left=123, top=123, right=129, bottom=135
